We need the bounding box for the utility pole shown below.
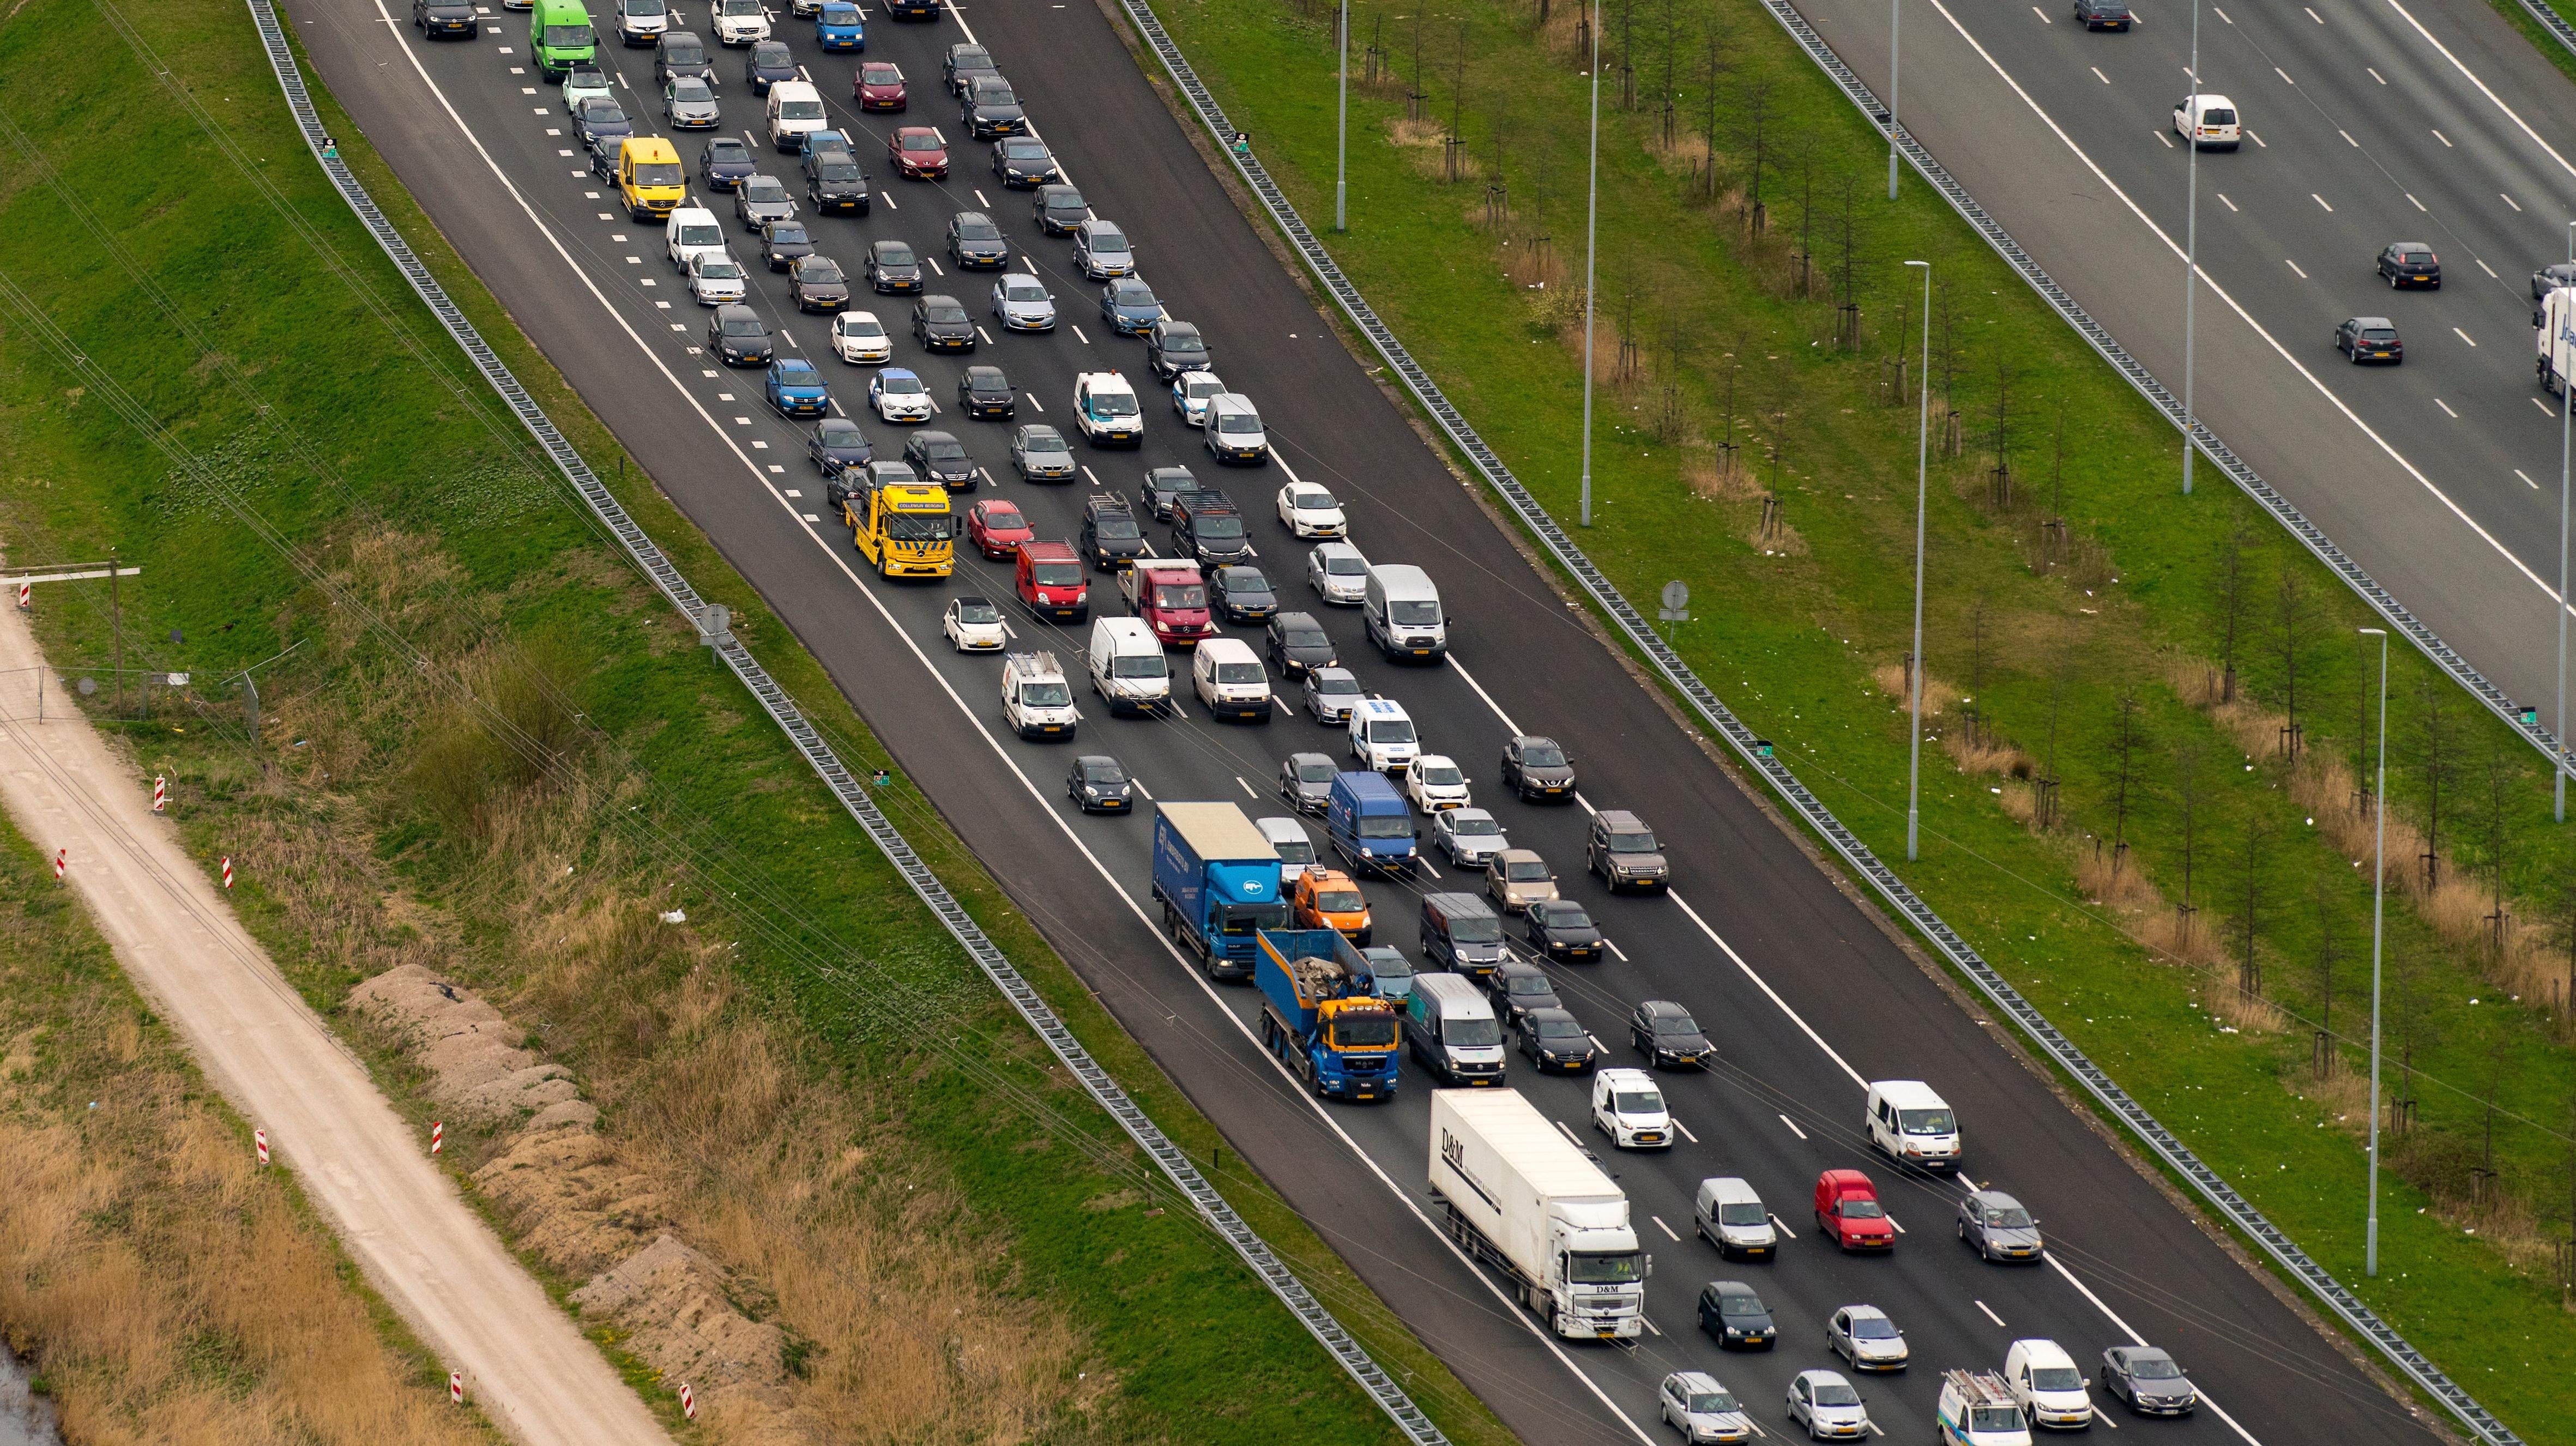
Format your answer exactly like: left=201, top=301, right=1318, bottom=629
left=1336, top=0, right=1349, bottom=232
left=2361, top=625, right=2389, bottom=1276
left=1905, top=260, right=1932, bottom=862
left=1579, top=0, right=1602, bottom=527
left=2182, top=0, right=2201, bottom=496
left=2558, top=220, right=2573, bottom=820
left=1886, top=0, right=1901, bottom=200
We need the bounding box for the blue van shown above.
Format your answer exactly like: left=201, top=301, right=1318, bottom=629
left=1327, top=770, right=1416, bottom=878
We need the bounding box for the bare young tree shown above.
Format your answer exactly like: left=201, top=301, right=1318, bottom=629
left=2175, top=741, right=2206, bottom=936
left=1617, top=0, right=1637, bottom=108
left=2420, top=675, right=2454, bottom=889
left=2107, top=687, right=2145, bottom=872
left=1658, top=0, right=1679, bottom=147
left=2311, top=880, right=2342, bottom=1076
left=2233, top=813, right=2269, bottom=1000
left=1694, top=31, right=1724, bottom=201
left=1738, top=78, right=1773, bottom=232
left=2483, top=743, right=2513, bottom=954
left=2555, top=878, right=2576, bottom=1021
left=2215, top=520, right=2252, bottom=701
left=2274, top=566, right=2308, bottom=760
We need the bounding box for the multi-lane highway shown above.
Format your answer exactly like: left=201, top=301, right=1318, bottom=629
left=1800, top=0, right=2576, bottom=737
left=283, top=0, right=2452, bottom=1438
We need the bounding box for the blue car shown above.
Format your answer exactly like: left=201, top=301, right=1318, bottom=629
left=815, top=2, right=864, bottom=50
left=1099, top=278, right=1163, bottom=336
left=767, top=358, right=831, bottom=417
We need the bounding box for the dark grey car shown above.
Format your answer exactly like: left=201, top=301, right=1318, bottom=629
left=1034, top=184, right=1088, bottom=235
left=1957, top=1188, right=2046, bottom=1263
left=2099, top=1346, right=2198, bottom=1417
left=1630, top=999, right=1714, bottom=1068
left=1587, top=808, right=1668, bottom=891
left=902, top=431, right=978, bottom=490
left=1500, top=734, right=1578, bottom=801
left=733, top=173, right=796, bottom=229
left=1486, top=963, right=1562, bottom=1028
left=1265, top=610, right=1337, bottom=677
left=1278, top=751, right=1336, bottom=815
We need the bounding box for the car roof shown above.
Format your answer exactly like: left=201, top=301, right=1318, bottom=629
left=1358, top=698, right=1408, bottom=717
left=966, top=364, right=1004, bottom=379
left=1709, top=1279, right=1760, bottom=1298
left=1868, top=1078, right=1946, bottom=1107
left=1018, top=422, right=1062, bottom=438
left=1597, top=1065, right=1651, bottom=1084
left=1667, top=1370, right=1726, bottom=1395
left=1842, top=1303, right=1890, bottom=1320
left=1289, top=749, right=1335, bottom=764
left=953, top=593, right=993, bottom=606
left=1525, top=1006, right=1579, bottom=1026
left=1494, top=848, right=1543, bottom=863
left=880, top=366, right=919, bottom=380
left=2008, top=1338, right=2078, bottom=1368
left=1640, top=999, right=1689, bottom=1018
left=1253, top=815, right=1308, bottom=840
left=1309, top=664, right=1355, bottom=681
left=1596, top=808, right=1647, bottom=827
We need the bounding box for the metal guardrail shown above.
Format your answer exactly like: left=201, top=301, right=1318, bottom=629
left=1109, top=1, right=2525, bottom=1441
left=2508, top=0, right=2576, bottom=63
left=239, top=7, right=1450, bottom=1442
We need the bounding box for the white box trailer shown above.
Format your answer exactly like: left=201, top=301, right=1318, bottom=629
left=1427, top=1089, right=1646, bottom=1340
left=2539, top=286, right=2576, bottom=395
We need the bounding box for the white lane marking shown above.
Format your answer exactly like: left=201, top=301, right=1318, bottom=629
left=2032, top=4, right=2050, bottom=18
left=1769, top=1212, right=1798, bottom=1239
left=2384, top=0, right=2576, bottom=185
left=2285, top=259, right=2307, bottom=279
left=2436, top=398, right=2458, bottom=418
left=1130, top=776, right=1155, bottom=801
left=2518, top=469, right=2543, bottom=489
left=2273, top=65, right=2295, bottom=84
left=2090, top=65, right=2110, bottom=84
left=1652, top=1215, right=1680, bottom=1242
left=1889, top=1216, right=1906, bottom=1234
left=2433, top=127, right=2452, bottom=146
left=1071, top=323, right=1091, bottom=343
left=1672, top=892, right=1865, bottom=1086
left=2247, top=129, right=2266, bottom=147
left=1603, top=937, right=1628, bottom=961
left=2476, top=257, right=2498, bottom=279
left=2153, top=131, right=2173, bottom=148
left=2338, top=129, right=2356, bottom=146
left=1553, top=1117, right=1585, bottom=1147
left=975, top=187, right=991, bottom=204
left=1417, top=856, right=1442, bottom=879
left=2217, top=192, right=2237, bottom=210
left=1975, top=1299, right=2008, bottom=1328
left=2407, top=192, right=2424, bottom=210
left=2368, top=65, right=2387, bottom=83
left=2536, top=400, right=2555, bottom=417
left=2503, top=192, right=2525, bottom=212
left=1236, top=775, right=1257, bottom=797
left=2213, top=3, right=2230, bottom=17
left=881, top=193, right=897, bottom=211
left=2454, top=328, right=2477, bottom=347
left=2304, top=4, right=2323, bottom=18
left=1778, top=1114, right=1809, bottom=1140
left=927, top=257, right=945, bottom=275
left=2044, top=1258, right=2259, bottom=1445
left=1673, top=1117, right=1698, bottom=1144
left=2098, top=1413, right=2119, bottom=1430
left=2310, top=192, right=2332, bottom=211
left=977, top=325, right=993, bottom=343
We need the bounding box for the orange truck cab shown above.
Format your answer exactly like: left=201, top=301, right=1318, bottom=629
left=1289, top=865, right=1373, bottom=947
left=1813, top=1169, right=1896, bottom=1253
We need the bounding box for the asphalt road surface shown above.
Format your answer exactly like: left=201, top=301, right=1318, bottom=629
left=1799, top=0, right=2576, bottom=740
left=281, top=0, right=2453, bottom=1439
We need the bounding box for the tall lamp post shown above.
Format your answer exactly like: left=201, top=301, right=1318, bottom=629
left=1335, top=0, right=1349, bottom=232
left=2182, top=0, right=2201, bottom=495
left=1887, top=0, right=1902, bottom=200
left=1906, top=259, right=1932, bottom=862
left=1579, top=0, right=1602, bottom=527
left=2360, top=625, right=2389, bottom=1277
left=2557, top=221, right=2573, bottom=820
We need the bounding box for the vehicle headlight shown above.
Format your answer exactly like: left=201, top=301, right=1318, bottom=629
left=1082, top=785, right=1099, bottom=796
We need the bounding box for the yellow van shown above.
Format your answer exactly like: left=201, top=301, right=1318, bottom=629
left=616, top=137, right=686, bottom=221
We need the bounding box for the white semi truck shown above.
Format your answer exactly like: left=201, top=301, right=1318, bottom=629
left=2539, top=285, right=2576, bottom=396
left=1427, top=1089, right=1648, bottom=1340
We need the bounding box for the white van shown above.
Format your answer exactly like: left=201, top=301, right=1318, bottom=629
left=1254, top=815, right=1318, bottom=884
left=1000, top=651, right=1079, bottom=739
left=1086, top=616, right=1169, bottom=716
left=1364, top=562, right=1446, bottom=661
left=765, top=80, right=828, bottom=152
left=2003, top=1340, right=2095, bottom=1430
left=1866, top=1079, right=1960, bottom=1172
left=2170, top=92, right=2240, bottom=150
left=1937, top=1370, right=2033, bottom=1446
left=665, top=206, right=727, bottom=271
left=1692, top=1176, right=1777, bottom=1259
left=1202, top=392, right=1268, bottom=464
left=1401, top=972, right=1504, bottom=1085
left=1348, top=696, right=1419, bottom=773
left=1191, top=637, right=1273, bottom=722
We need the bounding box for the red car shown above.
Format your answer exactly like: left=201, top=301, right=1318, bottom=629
left=889, top=126, right=949, bottom=180
left=1015, top=540, right=1088, bottom=621
left=967, top=498, right=1034, bottom=560
left=855, top=61, right=907, bottom=111
left=1813, top=1169, right=1896, bottom=1253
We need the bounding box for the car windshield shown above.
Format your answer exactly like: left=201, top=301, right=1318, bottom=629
left=1606, top=829, right=1658, bottom=853
left=1283, top=626, right=1327, bottom=648
left=1813, top=1382, right=1861, bottom=1408
left=1313, top=675, right=1356, bottom=697
left=800, top=260, right=844, bottom=282
left=864, top=63, right=900, bottom=80
left=1544, top=905, right=1592, bottom=930
left=1651, top=1011, right=1697, bottom=1034
left=1535, top=1016, right=1584, bottom=1038
left=1685, top=1390, right=1739, bottom=1414
left=1222, top=568, right=1269, bottom=591
left=1521, top=743, right=1568, bottom=769
left=880, top=375, right=924, bottom=394
left=769, top=223, right=809, bottom=242
left=1357, top=815, right=1411, bottom=839
left=1367, top=719, right=1415, bottom=744
left=1442, top=1015, right=1501, bottom=1047
left=1018, top=681, right=1071, bottom=707
left=1501, top=974, right=1550, bottom=999
left=1154, top=585, right=1205, bottom=608
left=1851, top=1317, right=1899, bottom=1339
left=1215, top=661, right=1263, bottom=685
left=977, top=87, right=1019, bottom=105
left=1093, top=392, right=1139, bottom=416
left=888, top=513, right=951, bottom=541
left=581, top=99, right=625, bottom=121
left=570, top=68, right=607, bottom=87
left=622, top=0, right=657, bottom=13
left=1291, top=488, right=1335, bottom=509
left=1900, top=1108, right=1956, bottom=1134
left=1390, top=600, right=1441, bottom=625
left=926, top=304, right=968, bottom=323
left=1325, top=555, right=1365, bottom=574
left=2129, top=1357, right=2183, bottom=1380
left=1451, top=815, right=1499, bottom=837
left=1113, top=283, right=1155, bottom=305
left=1503, top=859, right=1549, bottom=881
left=752, top=43, right=789, bottom=63
left=2031, top=1367, right=2083, bottom=1391
left=1447, top=915, right=1500, bottom=941
left=1290, top=760, right=1332, bottom=782
left=955, top=220, right=1003, bottom=241
left=1047, top=190, right=1087, bottom=211
left=1030, top=562, right=1080, bottom=585
left=953, top=47, right=991, bottom=66
left=1024, top=433, right=1067, bottom=453
left=876, top=242, right=915, bottom=264
left=957, top=601, right=999, bottom=624
left=1089, top=226, right=1129, bottom=250
left=1078, top=759, right=1125, bottom=782
left=1332, top=1014, right=1397, bottom=1048
left=1312, top=887, right=1365, bottom=913
left=1419, top=764, right=1462, bottom=786
left=720, top=0, right=759, bottom=12
left=709, top=140, right=745, bottom=158
left=900, top=134, right=943, bottom=152
left=663, top=40, right=704, bottom=60
left=1161, top=329, right=1205, bottom=351
left=743, top=177, right=786, bottom=200
left=634, top=162, right=685, bottom=185
left=721, top=318, right=766, bottom=337
left=1192, top=513, right=1244, bottom=539
left=818, top=421, right=859, bottom=443
left=1005, top=280, right=1047, bottom=300
left=1366, top=952, right=1410, bottom=978
left=1983, top=1204, right=2034, bottom=1228
left=1613, top=1087, right=1662, bottom=1112
left=1718, top=1202, right=1766, bottom=1226
left=921, top=439, right=965, bottom=461
left=672, top=78, right=713, bottom=100
left=546, top=23, right=595, bottom=45
left=1004, top=138, right=1047, bottom=156
left=843, top=315, right=884, bottom=336
left=1093, top=513, right=1140, bottom=539
left=1838, top=1199, right=1885, bottom=1219
left=817, top=160, right=860, bottom=181
left=1106, top=654, right=1165, bottom=681
left=1219, top=412, right=1261, bottom=434
left=1274, top=838, right=1315, bottom=863
left=1718, top=1294, right=1765, bottom=1317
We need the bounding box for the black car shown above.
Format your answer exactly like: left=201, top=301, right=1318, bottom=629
left=902, top=431, right=978, bottom=491
left=2100, top=1346, right=2199, bottom=1417
left=1524, top=899, right=1603, bottom=963
left=1033, top=184, right=1090, bottom=236
left=2534, top=261, right=2576, bottom=301
left=2071, top=0, right=2131, bottom=28
left=1138, top=464, right=1198, bottom=519
left=2377, top=241, right=2441, bottom=289
left=1278, top=751, right=1337, bottom=815
left=1698, top=1281, right=1777, bottom=1350
left=1265, top=611, right=1337, bottom=676
left=1630, top=1000, right=1716, bottom=1068
left=991, top=135, right=1061, bottom=187
left=1486, top=963, right=1563, bottom=1027
left=1210, top=565, right=1277, bottom=623
left=885, top=0, right=941, bottom=17
left=807, top=416, right=873, bottom=475
left=1172, top=491, right=1251, bottom=566
left=705, top=304, right=774, bottom=366
left=961, top=76, right=1027, bottom=138
left=1500, top=734, right=1578, bottom=801
left=758, top=220, right=816, bottom=271
left=652, top=31, right=714, bottom=86
left=947, top=211, right=1011, bottom=270
left=2335, top=316, right=2403, bottom=365
left=1066, top=755, right=1135, bottom=814
left=803, top=149, right=871, bottom=215
left=733, top=173, right=796, bottom=230
left=956, top=365, right=1016, bottom=420
left=572, top=96, right=633, bottom=155
left=1146, top=318, right=1212, bottom=380
left=912, top=294, right=977, bottom=352
left=413, top=0, right=478, bottom=38
left=866, top=239, right=924, bottom=293
left=1517, top=1008, right=1597, bottom=1073
left=788, top=255, right=851, bottom=312
left=943, top=42, right=1000, bottom=96
left=698, top=135, right=758, bottom=190
left=1080, top=495, right=1149, bottom=570
left=745, top=38, right=797, bottom=92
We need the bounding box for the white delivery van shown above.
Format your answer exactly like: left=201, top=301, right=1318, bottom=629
left=1693, top=1176, right=1778, bottom=1259
left=765, top=80, right=828, bottom=152
left=1866, top=1079, right=1960, bottom=1171
left=2170, top=92, right=2240, bottom=150
left=665, top=206, right=727, bottom=271
left=1402, top=972, right=1505, bottom=1086
left=1086, top=616, right=1170, bottom=716
left=1191, top=636, right=1273, bottom=723
left=1364, top=562, right=1446, bottom=662
left=1202, top=392, right=1268, bottom=464
left=2003, top=1340, right=2095, bottom=1431
left=1000, top=651, right=1079, bottom=739
left=1938, top=1371, right=2034, bottom=1446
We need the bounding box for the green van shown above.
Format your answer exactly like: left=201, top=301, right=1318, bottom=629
left=531, top=0, right=596, bottom=78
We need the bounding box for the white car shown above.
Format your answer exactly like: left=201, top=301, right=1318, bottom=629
left=1826, top=1305, right=1909, bottom=1372
left=664, top=206, right=727, bottom=272
left=1432, top=807, right=1507, bottom=867
left=711, top=0, right=771, bottom=43
left=869, top=367, right=934, bottom=423
left=1405, top=754, right=1470, bottom=812
left=1785, top=1370, right=1869, bottom=1441
left=1277, top=482, right=1347, bottom=538
left=1203, top=391, right=1267, bottom=464
left=686, top=251, right=749, bottom=305
left=1172, top=370, right=1227, bottom=426
left=831, top=310, right=893, bottom=365
left=2004, top=1340, right=2094, bottom=1430
left=562, top=65, right=614, bottom=113
left=944, top=595, right=1006, bottom=651
left=1658, top=1371, right=1753, bottom=1445
left=2171, top=92, right=2241, bottom=150
left=615, top=0, right=667, bottom=45
left=1590, top=1067, right=1671, bottom=1149
left=1307, top=541, right=1368, bottom=606
left=1347, top=697, right=1418, bottom=773
left=1256, top=815, right=1319, bottom=884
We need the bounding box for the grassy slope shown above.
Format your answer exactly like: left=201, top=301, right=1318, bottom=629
left=1141, top=0, right=2576, bottom=1436
left=0, top=2, right=1512, bottom=1442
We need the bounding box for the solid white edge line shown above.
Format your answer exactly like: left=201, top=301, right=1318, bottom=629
left=369, top=10, right=1657, bottom=1440
left=2380, top=0, right=2576, bottom=183
left=1669, top=890, right=1865, bottom=1088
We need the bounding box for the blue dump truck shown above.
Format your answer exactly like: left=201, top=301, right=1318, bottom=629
left=1326, top=769, right=1417, bottom=878
left=1151, top=802, right=1289, bottom=980
left=1256, top=929, right=1402, bottom=1100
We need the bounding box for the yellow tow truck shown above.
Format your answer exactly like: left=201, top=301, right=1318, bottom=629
left=842, top=465, right=955, bottom=578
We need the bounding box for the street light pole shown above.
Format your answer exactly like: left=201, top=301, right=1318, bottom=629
left=1335, top=0, right=1349, bottom=232
left=1579, top=0, right=1601, bottom=527
left=1887, top=0, right=1901, bottom=200
left=2557, top=221, right=2573, bottom=820
left=1906, top=259, right=1932, bottom=862
left=2182, top=0, right=2201, bottom=496
left=2361, top=625, right=2389, bottom=1277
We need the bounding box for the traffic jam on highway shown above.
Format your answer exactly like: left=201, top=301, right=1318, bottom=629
left=402, top=0, right=2312, bottom=1437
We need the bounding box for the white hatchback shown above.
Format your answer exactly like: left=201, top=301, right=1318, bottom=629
left=1277, top=481, right=1346, bottom=537
left=1591, top=1067, right=1671, bottom=1149
left=1172, top=370, right=1227, bottom=426
left=831, top=310, right=893, bottom=365
left=1785, top=1370, right=1870, bottom=1441
left=943, top=596, right=1006, bottom=652
left=1405, top=754, right=1470, bottom=812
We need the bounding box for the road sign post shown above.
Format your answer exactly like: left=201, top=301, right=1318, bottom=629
left=1656, top=579, right=1690, bottom=645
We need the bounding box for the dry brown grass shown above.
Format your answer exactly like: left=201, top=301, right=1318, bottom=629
left=1499, top=233, right=1565, bottom=291
left=1682, top=451, right=1765, bottom=503
left=1380, top=115, right=1481, bottom=182
left=1870, top=662, right=1960, bottom=717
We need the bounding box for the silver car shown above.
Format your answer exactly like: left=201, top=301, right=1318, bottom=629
left=1958, top=1188, right=2047, bottom=1262
left=1433, top=807, right=1508, bottom=867
left=1010, top=424, right=1077, bottom=481
left=1307, top=541, right=1368, bottom=606
left=663, top=76, right=721, bottom=129
left=733, top=173, right=797, bottom=230
left=686, top=251, right=749, bottom=305
left=1657, top=1371, right=1752, bottom=1444
left=1302, top=664, right=1362, bottom=724
left=1826, top=1304, right=1909, bottom=1372
left=1785, top=1370, right=1869, bottom=1441
left=992, top=274, right=1057, bottom=331
left=1071, top=217, right=1135, bottom=279
left=1277, top=751, right=1336, bottom=815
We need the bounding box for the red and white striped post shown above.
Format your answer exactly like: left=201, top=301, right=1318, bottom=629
left=152, top=776, right=167, bottom=813
left=52, top=848, right=64, bottom=884
left=15, top=582, right=27, bottom=610
left=679, top=1383, right=696, bottom=1419
left=255, top=1128, right=269, bottom=1166
left=429, top=1121, right=444, bottom=1156
left=448, top=1371, right=464, bottom=1405
left=220, top=856, right=233, bottom=890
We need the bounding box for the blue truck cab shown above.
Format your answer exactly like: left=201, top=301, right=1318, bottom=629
left=1151, top=802, right=1288, bottom=980
left=1326, top=769, right=1417, bottom=878
left=1255, top=929, right=1401, bottom=1100
left=815, top=1, right=865, bottom=49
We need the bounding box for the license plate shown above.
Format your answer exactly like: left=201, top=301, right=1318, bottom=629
left=1040, top=725, right=1061, bottom=733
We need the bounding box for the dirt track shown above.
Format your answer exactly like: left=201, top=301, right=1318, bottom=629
left=0, top=604, right=669, bottom=1446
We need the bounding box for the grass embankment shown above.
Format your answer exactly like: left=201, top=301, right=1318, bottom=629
left=1147, top=0, right=2576, bottom=1431
left=0, top=2, right=1512, bottom=1442
left=0, top=801, right=492, bottom=1444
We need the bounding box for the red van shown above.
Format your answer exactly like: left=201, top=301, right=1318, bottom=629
left=1119, top=559, right=1212, bottom=645
left=1015, top=540, right=1088, bottom=622
left=1813, top=1169, right=1896, bottom=1252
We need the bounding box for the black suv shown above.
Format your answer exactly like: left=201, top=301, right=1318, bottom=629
left=1079, top=494, right=1149, bottom=570
left=2377, top=241, right=2441, bottom=289
left=2071, top=0, right=2131, bottom=28
left=956, top=365, right=1017, bottom=420
left=946, top=211, right=1011, bottom=270
left=803, top=148, right=871, bottom=215
left=1172, top=491, right=1252, bottom=565
left=942, top=42, right=998, bottom=96
left=1146, top=319, right=1212, bottom=380
left=961, top=76, right=1027, bottom=138
left=1033, top=184, right=1089, bottom=236
left=901, top=430, right=979, bottom=490
left=653, top=31, right=714, bottom=85
left=1499, top=734, right=1577, bottom=801
left=912, top=294, right=977, bottom=352
left=1138, top=464, right=1198, bottom=519
left=706, top=304, right=774, bottom=366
